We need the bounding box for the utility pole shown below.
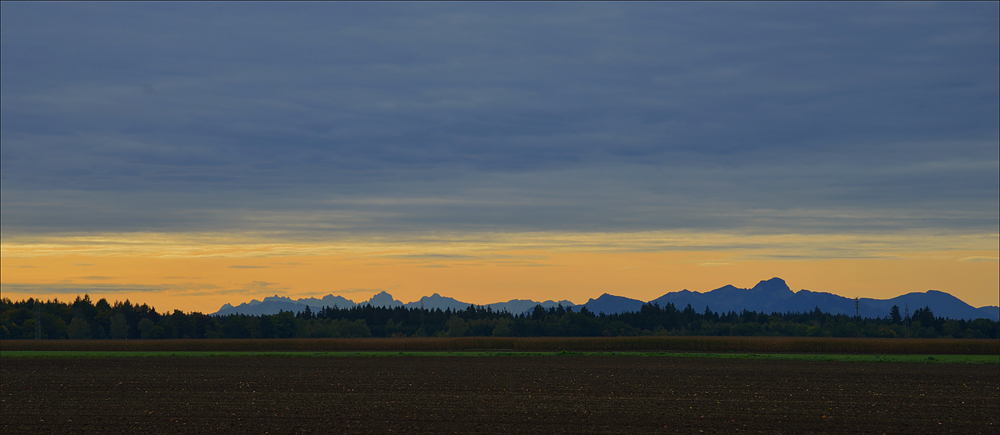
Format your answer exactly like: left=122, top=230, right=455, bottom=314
left=854, top=297, right=859, bottom=319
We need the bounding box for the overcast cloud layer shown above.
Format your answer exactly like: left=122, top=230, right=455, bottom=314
left=3, top=3, right=997, bottom=237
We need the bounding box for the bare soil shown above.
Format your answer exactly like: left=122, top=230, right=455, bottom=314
left=2, top=356, right=996, bottom=434
left=4, top=337, right=997, bottom=355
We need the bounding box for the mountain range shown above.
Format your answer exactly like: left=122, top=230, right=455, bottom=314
left=213, top=278, right=1000, bottom=321
left=214, top=291, right=574, bottom=318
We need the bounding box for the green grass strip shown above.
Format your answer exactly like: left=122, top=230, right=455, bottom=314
left=2, top=350, right=996, bottom=364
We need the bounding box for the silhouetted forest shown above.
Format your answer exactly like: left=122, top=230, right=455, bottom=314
left=2, top=295, right=997, bottom=340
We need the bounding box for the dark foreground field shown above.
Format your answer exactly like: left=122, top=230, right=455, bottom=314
left=2, top=356, right=996, bottom=434
left=5, top=336, right=998, bottom=354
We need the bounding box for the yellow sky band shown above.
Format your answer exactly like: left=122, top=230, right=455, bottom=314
left=3, top=231, right=997, bottom=313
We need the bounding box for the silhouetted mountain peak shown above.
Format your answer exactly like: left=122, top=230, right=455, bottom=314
left=366, top=291, right=403, bottom=308
left=583, top=293, right=645, bottom=315
left=262, top=294, right=295, bottom=302
left=590, top=293, right=635, bottom=303
left=402, top=293, right=469, bottom=311
left=751, top=277, right=793, bottom=299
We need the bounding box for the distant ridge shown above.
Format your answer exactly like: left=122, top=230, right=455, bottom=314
left=580, top=294, right=644, bottom=316
left=214, top=292, right=575, bottom=317
left=633, top=278, right=999, bottom=321
left=212, top=277, right=999, bottom=321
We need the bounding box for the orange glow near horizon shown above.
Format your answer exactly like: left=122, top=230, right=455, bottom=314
left=2, top=231, right=997, bottom=313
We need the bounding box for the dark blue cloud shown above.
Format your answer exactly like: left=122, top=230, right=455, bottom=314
left=2, top=2, right=997, bottom=235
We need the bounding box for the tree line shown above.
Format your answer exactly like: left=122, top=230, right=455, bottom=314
left=1, top=295, right=997, bottom=340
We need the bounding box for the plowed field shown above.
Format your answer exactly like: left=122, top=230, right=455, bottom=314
left=2, top=356, right=996, bottom=434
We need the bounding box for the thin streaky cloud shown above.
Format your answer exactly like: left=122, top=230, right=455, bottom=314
left=958, top=256, right=1000, bottom=262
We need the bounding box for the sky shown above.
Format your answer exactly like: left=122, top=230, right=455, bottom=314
left=2, top=2, right=998, bottom=313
